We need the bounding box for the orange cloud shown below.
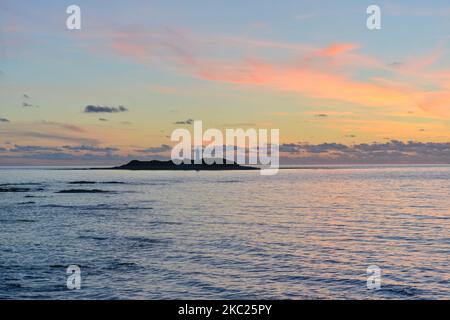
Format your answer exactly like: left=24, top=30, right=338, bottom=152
left=418, top=92, right=450, bottom=116
left=317, top=43, right=357, bottom=57
left=198, top=59, right=415, bottom=108
left=100, top=28, right=450, bottom=117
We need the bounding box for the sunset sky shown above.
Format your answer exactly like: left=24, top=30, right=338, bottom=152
left=1, top=0, right=450, bottom=165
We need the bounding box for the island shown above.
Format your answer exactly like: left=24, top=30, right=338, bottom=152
left=103, top=159, right=259, bottom=171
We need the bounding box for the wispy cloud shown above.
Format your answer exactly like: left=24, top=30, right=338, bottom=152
left=280, top=141, right=450, bottom=164
left=21, top=94, right=38, bottom=108
left=84, top=105, right=128, bottom=113
left=3, top=144, right=119, bottom=154
left=98, top=27, right=450, bottom=116
left=174, top=118, right=194, bottom=125
left=9, top=144, right=61, bottom=152
left=0, top=118, right=10, bottom=123
left=40, top=120, right=84, bottom=133
left=0, top=129, right=99, bottom=145
left=316, top=43, right=357, bottom=57
left=135, top=144, right=171, bottom=153
left=62, top=145, right=119, bottom=153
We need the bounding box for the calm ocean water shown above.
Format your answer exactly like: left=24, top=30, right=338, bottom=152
left=0, top=166, right=449, bottom=299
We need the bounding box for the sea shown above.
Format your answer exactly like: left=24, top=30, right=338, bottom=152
left=0, top=165, right=449, bottom=299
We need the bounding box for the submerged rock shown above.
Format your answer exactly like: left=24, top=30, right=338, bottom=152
left=0, top=187, right=31, bottom=192
left=56, top=189, right=113, bottom=194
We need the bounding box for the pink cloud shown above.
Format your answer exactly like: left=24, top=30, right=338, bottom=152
left=92, top=27, right=450, bottom=117
left=197, top=59, right=416, bottom=108
left=317, top=43, right=358, bottom=57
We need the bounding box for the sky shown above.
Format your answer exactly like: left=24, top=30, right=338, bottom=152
left=1, top=0, right=450, bottom=165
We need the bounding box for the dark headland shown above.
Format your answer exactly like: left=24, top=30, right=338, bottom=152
left=100, top=159, right=259, bottom=171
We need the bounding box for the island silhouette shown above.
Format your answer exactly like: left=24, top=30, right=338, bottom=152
left=104, top=159, right=259, bottom=171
